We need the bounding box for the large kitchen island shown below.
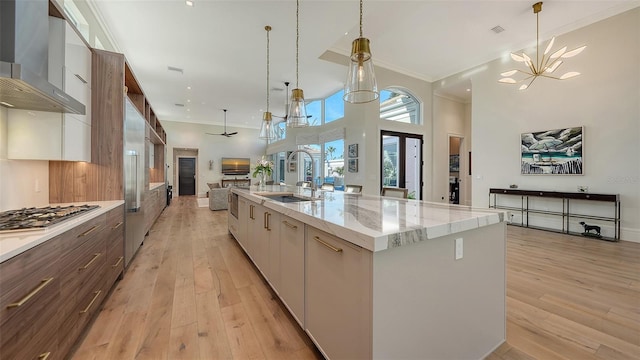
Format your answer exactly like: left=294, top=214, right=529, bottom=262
left=228, top=185, right=506, bottom=360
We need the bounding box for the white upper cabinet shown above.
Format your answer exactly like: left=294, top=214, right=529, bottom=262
left=7, top=21, right=92, bottom=161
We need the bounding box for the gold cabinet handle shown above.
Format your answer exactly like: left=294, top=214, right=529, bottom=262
left=282, top=220, right=298, bottom=230
left=112, top=221, right=123, bottom=230
left=250, top=205, right=254, bottom=219
left=263, top=212, right=268, bottom=229
left=112, top=256, right=123, bottom=268
left=6, top=277, right=54, bottom=308
left=79, top=253, right=101, bottom=270
left=38, top=352, right=51, bottom=360
left=80, top=290, right=102, bottom=314
left=314, top=236, right=343, bottom=253
left=266, top=213, right=271, bottom=231
left=78, top=225, right=99, bottom=238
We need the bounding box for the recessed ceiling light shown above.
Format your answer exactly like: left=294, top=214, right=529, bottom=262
left=187, top=86, right=191, bottom=90
left=344, top=31, right=348, bottom=36
left=187, top=109, right=190, bottom=111
left=187, top=99, right=191, bottom=102
left=466, top=89, right=471, bottom=92
left=185, top=0, right=194, bottom=7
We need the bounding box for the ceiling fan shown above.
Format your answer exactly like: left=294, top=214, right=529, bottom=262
left=206, top=109, right=237, bottom=137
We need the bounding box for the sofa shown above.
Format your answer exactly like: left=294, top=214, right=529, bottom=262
left=207, top=183, right=228, bottom=210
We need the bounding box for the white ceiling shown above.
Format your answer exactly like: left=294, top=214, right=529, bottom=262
left=90, top=0, right=638, bottom=129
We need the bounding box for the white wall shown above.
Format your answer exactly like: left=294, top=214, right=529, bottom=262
left=163, top=120, right=266, bottom=197
left=0, top=107, right=50, bottom=211
left=441, top=8, right=639, bottom=241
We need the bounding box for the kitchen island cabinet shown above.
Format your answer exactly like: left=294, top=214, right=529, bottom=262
left=0, top=201, right=124, bottom=360
left=229, top=186, right=506, bottom=359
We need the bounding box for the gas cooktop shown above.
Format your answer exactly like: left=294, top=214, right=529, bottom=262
left=0, top=204, right=100, bottom=232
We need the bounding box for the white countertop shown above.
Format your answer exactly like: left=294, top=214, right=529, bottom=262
left=149, top=182, right=165, bottom=190
left=0, top=200, right=124, bottom=263
left=233, top=186, right=505, bottom=252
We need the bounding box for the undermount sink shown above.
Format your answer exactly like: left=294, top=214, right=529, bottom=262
left=262, top=194, right=315, bottom=203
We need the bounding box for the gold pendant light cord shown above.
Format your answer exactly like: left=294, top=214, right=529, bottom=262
left=359, top=0, right=363, bottom=38
left=536, top=10, right=540, bottom=72
left=295, top=0, right=300, bottom=89
left=266, top=26, right=270, bottom=112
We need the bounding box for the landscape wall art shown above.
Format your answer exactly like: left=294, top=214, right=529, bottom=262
left=521, top=126, right=583, bottom=175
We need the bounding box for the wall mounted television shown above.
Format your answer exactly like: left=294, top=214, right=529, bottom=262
left=221, top=157, right=250, bottom=175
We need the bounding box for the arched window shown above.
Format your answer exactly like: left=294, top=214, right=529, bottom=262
left=380, top=88, right=421, bottom=124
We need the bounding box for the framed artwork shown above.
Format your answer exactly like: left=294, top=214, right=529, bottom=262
left=449, top=155, right=459, bottom=172
left=348, top=158, right=358, bottom=172
left=521, top=126, right=583, bottom=175
left=348, top=144, right=358, bottom=158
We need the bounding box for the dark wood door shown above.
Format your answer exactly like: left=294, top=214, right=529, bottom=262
left=178, top=158, right=196, bottom=195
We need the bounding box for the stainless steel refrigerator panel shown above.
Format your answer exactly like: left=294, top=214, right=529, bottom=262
left=124, top=98, right=146, bottom=267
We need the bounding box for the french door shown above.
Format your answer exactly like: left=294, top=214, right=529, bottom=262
left=380, top=131, right=423, bottom=199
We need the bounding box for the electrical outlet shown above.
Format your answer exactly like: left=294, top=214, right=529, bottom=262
left=455, top=238, right=463, bottom=260
left=578, top=185, right=588, bottom=193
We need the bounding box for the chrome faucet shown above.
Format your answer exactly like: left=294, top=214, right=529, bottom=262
left=287, top=149, right=317, bottom=198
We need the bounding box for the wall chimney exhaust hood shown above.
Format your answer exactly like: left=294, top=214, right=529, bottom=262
left=0, top=0, right=85, bottom=114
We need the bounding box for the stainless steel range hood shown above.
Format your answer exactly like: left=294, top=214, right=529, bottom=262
left=0, top=0, right=85, bottom=114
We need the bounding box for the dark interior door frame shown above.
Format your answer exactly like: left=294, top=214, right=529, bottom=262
left=380, top=130, right=424, bottom=199
left=178, top=157, right=197, bottom=196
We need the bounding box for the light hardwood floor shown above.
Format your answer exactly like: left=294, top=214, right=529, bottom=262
left=74, top=197, right=640, bottom=360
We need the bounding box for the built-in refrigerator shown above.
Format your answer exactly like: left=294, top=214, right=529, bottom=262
left=124, top=98, right=146, bottom=266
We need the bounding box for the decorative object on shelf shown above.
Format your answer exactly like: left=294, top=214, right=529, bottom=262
left=252, top=156, right=273, bottom=188
left=498, top=2, right=586, bottom=90
left=206, top=109, right=238, bottom=137
left=348, top=158, right=358, bottom=172
left=287, top=0, right=309, bottom=127
left=259, top=25, right=276, bottom=140
left=521, top=126, right=583, bottom=175
left=449, top=154, right=459, bottom=172
left=579, top=221, right=602, bottom=238
left=348, top=143, right=358, bottom=158
left=344, top=0, right=378, bottom=104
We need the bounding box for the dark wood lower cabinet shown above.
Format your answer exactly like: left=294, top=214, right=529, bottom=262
left=0, top=204, right=124, bottom=360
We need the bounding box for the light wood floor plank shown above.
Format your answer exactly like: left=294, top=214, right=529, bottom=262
left=72, top=197, right=639, bottom=360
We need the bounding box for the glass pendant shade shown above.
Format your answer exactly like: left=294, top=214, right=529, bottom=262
left=259, top=111, right=275, bottom=140
left=287, top=88, right=308, bottom=127
left=344, top=37, right=378, bottom=104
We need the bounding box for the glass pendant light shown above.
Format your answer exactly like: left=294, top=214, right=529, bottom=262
left=259, top=25, right=276, bottom=140
left=287, top=0, right=309, bottom=127
left=344, top=0, right=378, bottom=104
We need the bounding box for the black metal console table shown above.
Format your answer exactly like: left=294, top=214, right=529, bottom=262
left=489, top=188, right=620, bottom=241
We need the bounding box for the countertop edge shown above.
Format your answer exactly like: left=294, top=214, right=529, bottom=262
left=232, top=187, right=505, bottom=252
left=0, top=200, right=125, bottom=263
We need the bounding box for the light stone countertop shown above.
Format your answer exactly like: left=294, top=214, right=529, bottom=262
left=149, top=182, right=165, bottom=191
left=233, top=185, right=505, bottom=252
left=0, top=200, right=124, bottom=263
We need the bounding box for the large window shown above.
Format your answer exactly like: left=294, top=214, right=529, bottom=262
left=323, top=139, right=345, bottom=190
left=380, top=88, right=421, bottom=124
left=325, top=89, right=344, bottom=123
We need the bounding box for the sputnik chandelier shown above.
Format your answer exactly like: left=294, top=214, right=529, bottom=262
left=499, top=2, right=586, bottom=90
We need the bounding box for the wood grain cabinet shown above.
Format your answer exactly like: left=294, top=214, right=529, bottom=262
left=0, top=235, right=61, bottom=360
left=0, top=205, right=125, bottom=360
left=57, top=213, right=108, bottom=356
left=106, top=205, right=125, bottom=288
left=305, top=226, right=373, bottom=360
left=278, top=215, right=305, bottom=326
left=144, top=185, right=166, bottom=235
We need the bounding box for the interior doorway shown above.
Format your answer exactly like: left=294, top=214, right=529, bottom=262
left=380, top=131, right=423, bottom=199
left=448, top=135, right=464, bottom=204
left=178, top=157, right=196, bottom=196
